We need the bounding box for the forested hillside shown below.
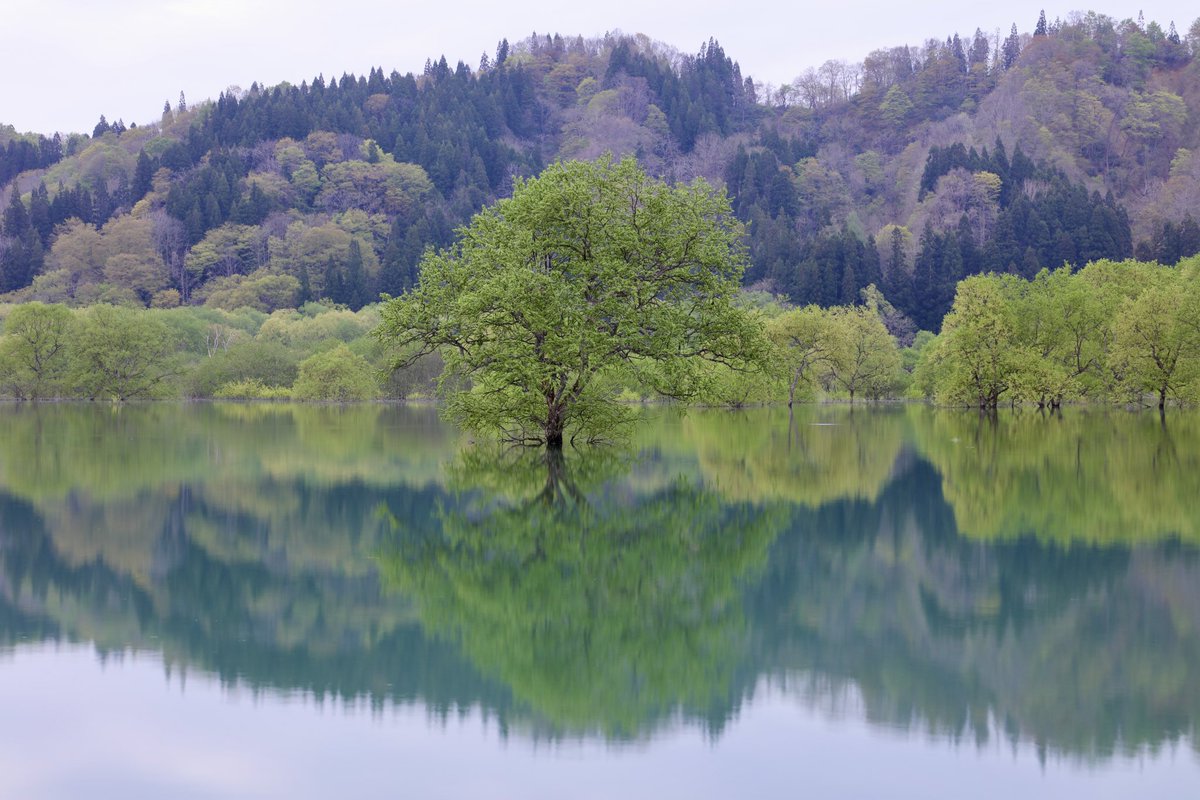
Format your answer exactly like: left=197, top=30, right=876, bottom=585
left=2, top=11, right=1199, bottom=331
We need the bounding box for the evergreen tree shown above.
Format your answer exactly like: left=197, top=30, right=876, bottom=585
left=1002, top=24, right=1022, bottom=69
left=345, top=239, right=370, bottom=309
left=297, top=263, right=312, bottom=306
left=324, top=256, right=345, bottom=305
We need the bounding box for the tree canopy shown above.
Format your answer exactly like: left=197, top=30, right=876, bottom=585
left=376, top=156, right=767, bottom=446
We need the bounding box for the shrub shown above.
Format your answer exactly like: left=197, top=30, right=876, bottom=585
left=187, top=340, right=300, bottom=397
left=291, top=344, right=379, bottom=401
left=214, top=379, right=293, bottom=400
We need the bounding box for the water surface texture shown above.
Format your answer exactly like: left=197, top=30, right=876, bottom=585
left=1, top=404, right=1197, bottom=798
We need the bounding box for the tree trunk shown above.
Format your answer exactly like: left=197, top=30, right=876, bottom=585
left=544, top=402, right=566, bottom=449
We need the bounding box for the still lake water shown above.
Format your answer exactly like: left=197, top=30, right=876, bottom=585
left=1, top=403, right=1198, bottom=797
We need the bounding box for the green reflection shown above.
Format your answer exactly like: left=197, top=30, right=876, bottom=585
left=910, top=408, right=1200, bottom=544
left=378, top=447, right=785, bottom=737
left=653, top=406, right=909, bottom=505
left=0, top=404, right=1197, bottom=760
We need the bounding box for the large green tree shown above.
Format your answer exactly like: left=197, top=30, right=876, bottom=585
left=67, top=305, right=182, bottom=400
left=377, top=156, right=767, bottom=447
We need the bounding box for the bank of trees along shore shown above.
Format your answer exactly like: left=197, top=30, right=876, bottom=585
left=0, top=300, right=425, bottom=402
left=6, top=255, right=1200, bottom=412
left=913, top=256, right=1200, bottom=409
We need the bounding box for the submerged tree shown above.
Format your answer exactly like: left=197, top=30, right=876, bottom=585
left=376, top=156, right=767, bottom=447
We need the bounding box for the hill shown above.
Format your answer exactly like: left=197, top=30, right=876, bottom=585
left=2, top=12, right=1199, bottom=331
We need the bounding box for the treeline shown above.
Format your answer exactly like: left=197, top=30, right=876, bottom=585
left=9, top=254, right=1200, bottom=411
left=730, top=139, right=1137, bottom=328
left=0, top=300, right=439, bottom=402
left=702, top=254, right=1200, bottom=411
left=912, top=255, right=1200, bottom=408
left=0, top=130, right=64, bottom=186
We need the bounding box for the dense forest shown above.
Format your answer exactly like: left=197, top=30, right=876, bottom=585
left=2, top=10, right=1199, bottom=334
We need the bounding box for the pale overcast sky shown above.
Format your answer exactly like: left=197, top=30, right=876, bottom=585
left=4, top=1, right=1197, bottom=135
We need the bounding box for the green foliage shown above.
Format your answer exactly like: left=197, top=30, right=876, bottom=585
left=1109, top=264, right=1200, bottom=407
left=291, top=344, right=379, bottom=401
left=826, top=303, right=903, bottom=401
left=378, top=156, right=768, bottom=445
left=213, top=379, right=293, bottom=400
left=931, top=274, right=1027, bottom=407
left=67, top=305, right=182, bottom=400
left=201, top=272, right=300, bottom=312
left=256, top=305, right=378, bottom=352
left=767, top=305, right=839, bottom=404
left=922, top=260, right=1200, bottom=408
left=316, top=157, right=432, bottom=216
left=765, top=297, right=902, bottom=404
left=0, top=302, right=73, bottom=399
left=187, top=340, right=299, bottom=398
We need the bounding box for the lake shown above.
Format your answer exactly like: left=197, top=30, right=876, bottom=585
left=1, top=403, right=1198, bottom=798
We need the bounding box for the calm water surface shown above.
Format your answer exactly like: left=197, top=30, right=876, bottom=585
left=0, top=403, right=1198, bottom=798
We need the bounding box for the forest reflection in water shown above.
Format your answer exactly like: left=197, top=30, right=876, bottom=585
left=0, top=402, right=1198, bottom=762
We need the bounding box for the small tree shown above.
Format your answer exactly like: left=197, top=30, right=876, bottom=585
left=827, top=304, right=901, bottom=403
left=935, top=274, right=1025, bottom=407
left=377, top=156, right=767, bottom=447
left=767, top=305, right=838, bottom=406
left=1109, top=272, right=1200, bottom=409
left=292, top=344, right=379, bottom=401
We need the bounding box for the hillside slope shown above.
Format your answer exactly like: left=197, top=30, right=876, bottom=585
left=1, top=12, right=1198, bottom=331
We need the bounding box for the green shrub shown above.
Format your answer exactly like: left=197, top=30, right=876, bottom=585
left=213, top=379, right=293, bottom=400
left=291, top=344, right=379, bottom=401
left=187, top=340, right=300, bottom=397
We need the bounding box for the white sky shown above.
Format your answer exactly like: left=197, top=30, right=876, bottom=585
left=3, top=1, right=1198, bottom=135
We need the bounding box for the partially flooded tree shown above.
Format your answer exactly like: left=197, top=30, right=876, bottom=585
left=766, top=305, right=838, bottom=406
left=377, top=156, right=767, bottom=447
left=67, top=305, right=182, bottom=401
left=0, top=302, right=73, bottom=399
left=1109, top=269, right=1200, bottom=409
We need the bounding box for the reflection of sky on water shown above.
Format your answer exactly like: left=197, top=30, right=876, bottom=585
left=1, top=647, right=1194, bottom=800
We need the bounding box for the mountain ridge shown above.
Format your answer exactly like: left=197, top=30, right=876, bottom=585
left=2, top=12, right=1198, bottom=330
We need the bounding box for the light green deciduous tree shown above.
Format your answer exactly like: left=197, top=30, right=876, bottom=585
left=0, top=302, right=74, bottom=399
left=68, top=305, right=183, bottom=400
left=377, top=156, right=767, bottom=447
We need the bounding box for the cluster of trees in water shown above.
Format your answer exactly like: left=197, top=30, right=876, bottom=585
left=913, top=255, right=1200, bottom=408
left=0, top=300, right=438, bottom=402
left=687, top=253, right=1200, bottom=411
left=5, top=253, right=1200, bottom=411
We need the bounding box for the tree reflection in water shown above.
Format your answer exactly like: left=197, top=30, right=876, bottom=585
left=379, top=444, right=784, bottom=738
left=0, top=405, right=1198, bottom=758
